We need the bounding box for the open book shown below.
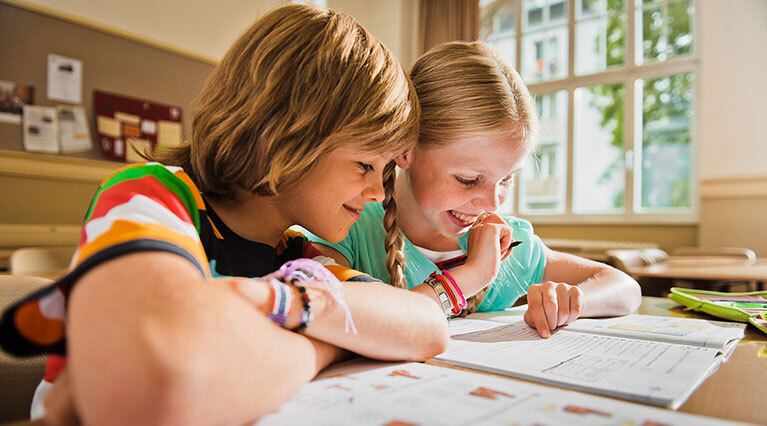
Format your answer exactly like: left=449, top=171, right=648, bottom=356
left=429, top=311, right=746, bottom=409
left=257, top=361, right=744, bottom=425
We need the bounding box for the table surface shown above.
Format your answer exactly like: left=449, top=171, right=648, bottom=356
left=318, top=296, right=767, bottom=425
left=629, top=257, right=767, bottom=282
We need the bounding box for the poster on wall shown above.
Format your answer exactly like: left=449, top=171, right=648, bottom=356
left=47, top=54, right=83, bottom=104
left=22, top=105, right=59, bottom=153
left=0, top=80, right=35, bottom=124
left=93, top=90, right=183, bottom=162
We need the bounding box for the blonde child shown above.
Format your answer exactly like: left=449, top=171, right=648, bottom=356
left=0, top=5, right=448, bottom=425
left=309, top=41, right=642, bottom=338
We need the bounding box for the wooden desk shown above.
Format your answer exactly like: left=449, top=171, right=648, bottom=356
left=629, top=257, right=767, bottom=282
left=319, top=297, right=766, bottom=424
left=638, top=297, right=766, bottom=423
left=5, top=297, right=764, bottom=425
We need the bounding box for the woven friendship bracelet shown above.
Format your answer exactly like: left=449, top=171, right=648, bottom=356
left=267, top=278, right=293, bottom=328
left=441, top=269, right=467, bottom=311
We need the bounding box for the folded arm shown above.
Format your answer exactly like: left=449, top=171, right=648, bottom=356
left=67, top=252, right=344, bottom=426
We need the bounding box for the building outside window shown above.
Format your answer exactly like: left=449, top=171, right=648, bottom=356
left=480, top=0, right=696, bottom=223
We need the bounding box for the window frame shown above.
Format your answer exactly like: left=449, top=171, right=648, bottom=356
left=488, top=0, right=699, bottom=224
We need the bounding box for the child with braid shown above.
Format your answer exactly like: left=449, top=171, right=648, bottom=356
left=308, top=41, right=641, bottom=337
left=0, top=5, right=448, bottom=425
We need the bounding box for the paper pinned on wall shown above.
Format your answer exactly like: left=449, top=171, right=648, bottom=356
left=22, top=105, right=59, bottom=153
left=158, top=120, right=182, bottom=147
left=47, top=54, right=82, bottom=104
left=114, top=111, right=141, bottom=125
left=97, top=115, right=121, bottom=138
left=58, top=105, right=92, bottom=153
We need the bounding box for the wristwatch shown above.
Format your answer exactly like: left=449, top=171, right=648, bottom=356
left=425, top=275, right=453, bottom=316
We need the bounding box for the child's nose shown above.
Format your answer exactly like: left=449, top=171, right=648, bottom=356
left=473, top=185, right=501, bottom=212
left=361, top=175, right=385, bottom=203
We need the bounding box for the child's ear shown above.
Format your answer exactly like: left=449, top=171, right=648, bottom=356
left=394, top=150, right=414, bottom=169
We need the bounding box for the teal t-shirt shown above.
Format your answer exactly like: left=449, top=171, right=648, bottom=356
left=303, top=203, right=547, bottom=312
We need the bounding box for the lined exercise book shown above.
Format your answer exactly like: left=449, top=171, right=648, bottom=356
left=429, top=312, right=746, bottom=409
left=256, top=362, right=744, bottom=425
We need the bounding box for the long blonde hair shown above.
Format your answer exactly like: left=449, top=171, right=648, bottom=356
left=384, top=41, right=537, bottom=310
left=154, top=4, right=419, bottom=203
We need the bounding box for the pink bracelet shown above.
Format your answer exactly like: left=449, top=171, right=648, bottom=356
left=441, top=269, right=467, bottom=310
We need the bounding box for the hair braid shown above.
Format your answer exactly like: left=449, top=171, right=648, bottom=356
left=463, top=289, right=487, bottom=315
left=382, top=161, right=407, bottom=289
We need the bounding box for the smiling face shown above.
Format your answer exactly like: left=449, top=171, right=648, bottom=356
left=278, top=145, right=394, bottom=243
left=398, top=132, right=530, bottom=245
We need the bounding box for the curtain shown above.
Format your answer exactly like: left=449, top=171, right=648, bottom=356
left=419, top=0, right=480, bottom=55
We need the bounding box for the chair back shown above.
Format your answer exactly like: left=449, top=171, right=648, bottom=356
left=607, top=248, right=669, bottom=273
left=671, top=246, right=756, bottom=260
left=9, top=247, right=75, bottom=276
left=0, top=275, right=52, bottom=422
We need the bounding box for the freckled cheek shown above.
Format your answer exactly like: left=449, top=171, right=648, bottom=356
left=414, top=184, right=463, bottom=215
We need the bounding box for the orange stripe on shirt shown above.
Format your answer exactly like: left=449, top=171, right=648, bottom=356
left=74, top=220, right=209, bottom=276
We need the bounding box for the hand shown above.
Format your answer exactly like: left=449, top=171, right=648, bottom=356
left=44, top=369, right=80, bottom=426
left=523, top=282, right=584, bottom=338
left=454, top=214, right=515, bottom=296
left=472, top=213, right=514, bottom=261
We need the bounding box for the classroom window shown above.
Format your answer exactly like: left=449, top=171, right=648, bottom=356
left=520, top=90, right=568, bottom=213
left=638, top=73, right=693, bottom=210
left=522, top=0, right=568, bottom=82
left=480, top=0, right=518, bottom=67
left=479, top=0, right=697, bottom=223
left=575, top=0, right=626, bottom=76
left=573, top=84, right=626, bottom=213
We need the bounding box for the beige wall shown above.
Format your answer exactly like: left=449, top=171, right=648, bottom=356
left=696, top=0, right=767, bottom=256
left=11, top=0, right=418, bottom=68
left=10, top=0, right=285, bottom=62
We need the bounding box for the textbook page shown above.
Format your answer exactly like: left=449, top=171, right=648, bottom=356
left=257, top=362, right=743, bottom=426
left=465, top=310, right=745, bottom=359
left=432, top=319, right=722, bottom=408
left=562, top=314, right=745, bottom=358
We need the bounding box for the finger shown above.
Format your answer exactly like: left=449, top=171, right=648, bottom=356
left=556, top=284, right=570, bottom=327
left=499, top=228, right=514, bottom=261
left=528, top=287, right=551, bottom=338
left=567, top=286, right=584, bottom=324
left=542, top=285, right=558, bottom=332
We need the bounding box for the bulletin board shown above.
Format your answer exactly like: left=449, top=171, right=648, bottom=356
left=0, top=1, right=215, bottom=161
left=93, top=90, right=182, bottom=162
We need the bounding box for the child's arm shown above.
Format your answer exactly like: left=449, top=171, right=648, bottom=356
left=66, top=252, right=345, bottom=426
left=523, top=248, right=642, bottom=338
left=309, top=243, right=449, bottom=360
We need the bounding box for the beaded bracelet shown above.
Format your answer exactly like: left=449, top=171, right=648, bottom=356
left=267, top=278, right=293, bottom=328
left=291, top=281, right=313, bottom=332
left=441, top=269, right=467, bottom=311
left=261, top=258, right=356, bottom=335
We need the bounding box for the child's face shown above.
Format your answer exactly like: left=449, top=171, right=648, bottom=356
left=403, top=133, right=528, bottom=239
left=281, top=145, right=394, bottom=243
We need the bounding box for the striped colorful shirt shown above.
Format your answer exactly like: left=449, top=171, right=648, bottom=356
left=0, top=162, right=377, bottom=415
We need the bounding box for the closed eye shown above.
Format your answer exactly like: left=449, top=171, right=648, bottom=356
left=456, top=176, right=479, bottom=187
left=499, top=175, right=513, bottom=185
left=357, top=162, right=374, bottom=173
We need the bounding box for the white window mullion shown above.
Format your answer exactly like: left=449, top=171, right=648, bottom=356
left=565, top=88, right=575, bottom=216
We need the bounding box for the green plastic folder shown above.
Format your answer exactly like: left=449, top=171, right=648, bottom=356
left=668, top=287, right=767, bottom=335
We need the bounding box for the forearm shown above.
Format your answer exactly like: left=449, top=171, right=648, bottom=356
left=304, top=281, right=448, bottom=361
left=67, top=253, right=325, bottom=426
left=577, top=268, right=642, bottom=317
